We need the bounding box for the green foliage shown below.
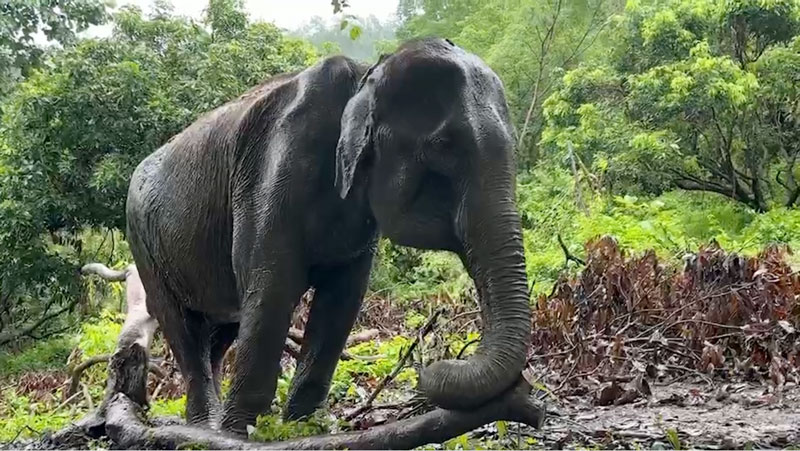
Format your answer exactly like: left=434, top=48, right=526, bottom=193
left=0, top=1, right=318, bottom=349
left=0, top=0, right=108, bottom=93
left=665, top=427, right=682, bottom=450
left=250, top=409, right=338, bottom=442
left=0, top=311, right=134, bottom=441
left=77, top=310, right=122, bottom=356
left=542, top=0, right=800, bottom=211
left=446, top=331, right=480, bottom=358
left=0, top=387, right=77, bottom=442
left=0, top=336, right=73, bottom=380
left=369, top=240, right=471, bottom=302
left=435, top=431, right=527, bottom=450
left=330, top=336, right=416, bottom=403
left=150, top=395, right=187, bottom=418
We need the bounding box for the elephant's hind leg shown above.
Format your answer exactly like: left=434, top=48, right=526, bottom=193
left=150, top=288, right=219, bottom=427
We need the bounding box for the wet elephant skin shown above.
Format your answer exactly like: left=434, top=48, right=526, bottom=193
left=126, top=37, right=531, bottom=434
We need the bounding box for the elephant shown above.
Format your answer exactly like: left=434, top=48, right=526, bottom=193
left=125, top=37, right=531, bottom=434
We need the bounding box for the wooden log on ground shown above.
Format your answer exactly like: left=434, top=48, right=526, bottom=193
left=104, top=379, right=544, bottom=450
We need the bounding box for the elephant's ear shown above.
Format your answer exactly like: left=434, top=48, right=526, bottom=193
left=335, top=75, right=377, bottom=199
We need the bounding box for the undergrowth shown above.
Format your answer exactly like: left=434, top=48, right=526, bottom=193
left=0, top=310, right=126, bottom=441
left=329, top=336, right=416, bottom=403
left=0, top=338, right=74, bottom=379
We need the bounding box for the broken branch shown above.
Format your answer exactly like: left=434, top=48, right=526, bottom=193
left=104, top=378, right=544, bottom=450
left=344, top=309, right=443, bottom=421
left=558, top=234, right=585, bottom=266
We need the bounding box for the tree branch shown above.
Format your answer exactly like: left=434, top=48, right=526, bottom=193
left=557, top=234, right=585, bottom=266
left=66, top=354, right=166, bottom=398
left=0, top=299, right=77, bottom=347
left=103, top=379, right=544, bottom=450
left=344, top=309, right=442, bottom=421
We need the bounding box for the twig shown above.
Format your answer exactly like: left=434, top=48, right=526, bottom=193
left=67, top=354, right=166, bottom=396
left=68, top=354, right=112, bottom=396
left=456, top=338, right=480, bottom=359
left=54, top=391, right=83, bottom=412
left=558, top=234, right=585, bottom=266
left=151, top=379, right=166, bottom=400
left=450, top=309, right=480, bottom=323
left=664, top=319, right=745, bottom=332
left=0, top=299, right=78, bottom=346
left=9, top=425, right=40, bottom=443
left=665, top=364, right=713, bottom=386
left=82, top=382, right=95, bottom=410
left=529, top=344, right=579, bottom=360
left=344, top=309, right=443, bottom=421
left=554, top=349, right=584, bottom=393
left=643, top=341, right=700, bottom=362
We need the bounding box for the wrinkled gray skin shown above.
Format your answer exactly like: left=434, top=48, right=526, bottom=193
left=126, top=38, right=531, bottom=434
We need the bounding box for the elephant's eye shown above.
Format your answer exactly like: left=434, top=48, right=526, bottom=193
left=424, top=134, right=460, bottom=176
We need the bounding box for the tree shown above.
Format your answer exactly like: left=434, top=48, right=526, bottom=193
left=541, top=0, right=800, bottom=211
left=0, top=1, right=318, bottom=347
left=0, top=0, right=108, bottom=95
left=396, top=0, right=479, bottom=40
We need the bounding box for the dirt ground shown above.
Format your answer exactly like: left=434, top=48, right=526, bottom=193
left=517, top=381, right=800, bottom=449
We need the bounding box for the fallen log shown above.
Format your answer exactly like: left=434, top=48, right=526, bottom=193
left=104, top=379, right=544, bottom=450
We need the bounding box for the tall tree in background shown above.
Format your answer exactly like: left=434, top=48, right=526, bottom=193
left=541, top=0, right=800, bottom=211
left=0, top=0, right=108, bottom=95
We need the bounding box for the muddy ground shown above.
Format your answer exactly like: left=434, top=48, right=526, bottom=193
left=499, top=381, right=800, bottom=450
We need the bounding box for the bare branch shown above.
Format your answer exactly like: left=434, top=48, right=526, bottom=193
left=0, top=299, right=77, bottom=347
left=344, top=309, right=443, bottom=421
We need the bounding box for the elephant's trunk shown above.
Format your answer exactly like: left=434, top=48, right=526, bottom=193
left=418, top=189, right=531, bottom=410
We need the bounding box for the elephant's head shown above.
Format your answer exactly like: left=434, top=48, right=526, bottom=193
left=335, top=38, right=531, bottom=410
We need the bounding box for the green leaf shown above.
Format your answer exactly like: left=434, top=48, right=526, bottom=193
left=665, top=428, right=681, bottom=450
left=339, top=19, right=348, bottom=30
left=348, top=25, right=362, bottom=40
left=496, top=420, right=508, bottom=438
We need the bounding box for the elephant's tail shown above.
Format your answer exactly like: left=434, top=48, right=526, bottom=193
left=80, top=263, right=131, bottom=282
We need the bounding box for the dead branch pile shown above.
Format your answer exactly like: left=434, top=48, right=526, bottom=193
left=531, top=236, right=800, bottom=394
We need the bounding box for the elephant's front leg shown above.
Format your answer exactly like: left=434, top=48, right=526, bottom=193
left=284, top=251, right=373, bottom=420
left=221, top=257, right=308, bottom=434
